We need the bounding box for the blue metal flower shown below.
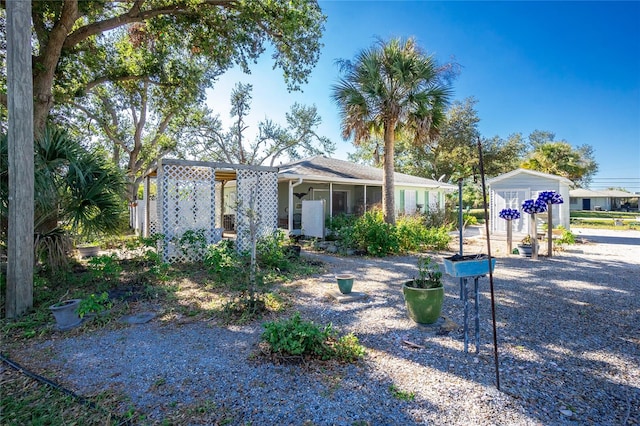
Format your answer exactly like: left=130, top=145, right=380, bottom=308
left=537, top=190, right=564, bottom=205
left=522, top=198, right=548, bottom=214
left=499, top=208, right=521, bottom=220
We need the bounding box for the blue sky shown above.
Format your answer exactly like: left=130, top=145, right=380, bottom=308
left=206, top=1, right=640, bottom=191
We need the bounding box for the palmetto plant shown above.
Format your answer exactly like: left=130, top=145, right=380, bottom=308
left=332, top=37, right=453, bottom=225
left=1, top=127, right=127, bottom=272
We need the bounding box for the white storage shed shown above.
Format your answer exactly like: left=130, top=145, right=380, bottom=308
left=488, top=169, right=572, bottom=235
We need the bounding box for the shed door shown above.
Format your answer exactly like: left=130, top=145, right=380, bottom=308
left=495, top=190, right=527, bottom=233
left=582, top=199, right=591, bottom=210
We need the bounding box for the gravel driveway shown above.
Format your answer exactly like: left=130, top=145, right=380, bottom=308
left=6, top=228, right=640, bottom=425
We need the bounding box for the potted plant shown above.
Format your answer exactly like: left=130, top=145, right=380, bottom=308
left=49, top=299, right=82, bottom=330
left=516, top=235, right=537, bottom=257
left=403, top=256, right=444, bottom=324
left=335, top=274, right=355, bottom=294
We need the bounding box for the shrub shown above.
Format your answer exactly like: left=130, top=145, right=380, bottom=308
left=204, top=240, right=239, bottom=275
left=352, top=209, right=399, bottom=256
left=256, top=230, right=291, bottom=270
left=261, top=312, right=365, bottom=362
left=87, top=254, right=122, bottom=283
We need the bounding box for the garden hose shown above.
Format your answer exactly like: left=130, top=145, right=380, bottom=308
left=1, top=353, right=134, bottom=426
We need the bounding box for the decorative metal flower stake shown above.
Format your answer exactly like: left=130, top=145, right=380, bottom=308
left=498, top=208, right=521, bottom=254
left=537, top=191, right=564, bottom=257
left=521, top=199, right=548, bottom=260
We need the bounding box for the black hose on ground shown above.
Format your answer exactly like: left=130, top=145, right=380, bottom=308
left=1, top=353, right=134, bottom=426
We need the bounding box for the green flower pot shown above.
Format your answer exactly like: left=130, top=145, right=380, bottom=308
left=336, top=274, right=355, bottom=294
left=402, top=281, right=444, bottom=324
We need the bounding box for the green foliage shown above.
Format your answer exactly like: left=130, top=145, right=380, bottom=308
left=520, top=135, right=598, bottom=187
left=332, top=37, right=454, bottom=223
left=555, top=226, right=576, bottom=245
left=87, top=254, right=122, bottom=283
left=204, top=240, right=239, bottom=275
left=407, top=256, right=443, bottom=289
left=389, top=385, right=416, bottom=401
left=77, top=292, right=112, bottom=319
left=256, top=230, right=291, bottom=271
left=327, top=210, right=452, bottom=256
left=175, top=229, right=208, bottom=259
left=352, top=210, right=399, bottom=256
left=0, top=128, right=128, bottom=274
left=261, top=312, right=365, bottom=362
left=396, top=216, right=452, bottom=252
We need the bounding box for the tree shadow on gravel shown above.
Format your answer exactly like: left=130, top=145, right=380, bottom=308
left=291, top=250, right=639, bottom=425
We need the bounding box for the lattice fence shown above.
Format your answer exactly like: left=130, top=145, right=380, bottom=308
left=235, top=169, right=279, bottom=252
left=158, top=163, right=221, bottom=263
left=155, top=160, right=278, bottom=262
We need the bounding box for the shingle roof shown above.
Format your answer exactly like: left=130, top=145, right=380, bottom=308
left=570, top=188, right=635, bottom=198
left=278, top=156, right=456, bottom=189
left=487, top=168, right=573, bottom=185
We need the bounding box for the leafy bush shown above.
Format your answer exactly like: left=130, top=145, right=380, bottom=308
left=256, top=230, right=291, bottom=270
left=204, top=240, right=239, bottom=275
left=77, top=292, right=112, bottom=318
left=261, top=312, right=365, bottom=362
left=87, top=254, right=122, bottom=283
left=352, top=209, right=399, bottom=256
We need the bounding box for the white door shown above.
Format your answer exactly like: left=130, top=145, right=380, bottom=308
left=494, top=190, right=527, bottom=233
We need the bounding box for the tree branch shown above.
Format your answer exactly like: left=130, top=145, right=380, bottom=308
left=63, top=0, right=237, bottom=49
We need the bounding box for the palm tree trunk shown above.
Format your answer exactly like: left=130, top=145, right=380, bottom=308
left=382, top=122, right=396, bottom=225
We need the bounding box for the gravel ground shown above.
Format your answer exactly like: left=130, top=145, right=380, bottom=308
left=6, top=228, right=640, bottom=425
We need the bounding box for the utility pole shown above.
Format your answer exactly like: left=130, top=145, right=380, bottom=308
left=6, top=0, right=34, bottom=318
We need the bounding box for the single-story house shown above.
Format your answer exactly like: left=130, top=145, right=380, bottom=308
left=569, top=188, right=637, bottom=211
left=487, top=168, right=572, bottom=235
left=135, top=156, right=456, bottom=242
left=276, top=156, right=457, bottom=236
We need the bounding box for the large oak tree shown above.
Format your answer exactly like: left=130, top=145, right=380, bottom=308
left=0, top=0, right=326, bottom=136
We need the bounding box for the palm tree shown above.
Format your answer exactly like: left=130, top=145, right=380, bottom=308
left=332, top=37, right=453, bottom=224
left=1, top=127, right=128, bottom=272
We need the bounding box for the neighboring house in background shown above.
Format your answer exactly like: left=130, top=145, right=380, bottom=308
left=488, top=168, right=572, bottom=235
left=276, top=156, right=457, bottom=236
left=569, top=188, right=637, bottom=211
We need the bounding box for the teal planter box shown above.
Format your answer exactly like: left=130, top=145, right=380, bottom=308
left=443, top=254, right=496, bottom=278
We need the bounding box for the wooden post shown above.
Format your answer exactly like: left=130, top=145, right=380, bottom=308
left=531, top=213, right=538, bottom=260
left=547, top=203, right=553, bottom=257
left=6, top=0, right=34, bottom=318
left=506, top=221, right=513, bottom=254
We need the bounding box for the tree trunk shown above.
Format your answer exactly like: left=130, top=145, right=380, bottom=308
left=382, top=122, right=396, bottom=225
left=32, top=1, right=79, bottom=135
left=6, top=0, right=34, bottom=318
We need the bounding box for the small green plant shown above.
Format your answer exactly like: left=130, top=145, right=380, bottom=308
left=204, top=239, right=239, bottom=276
left=389, top=384, right=415, bottom=401
left=407, top=256, right=442, bottom=289
left=77, top=292, right=112, bottom=318
left=261, top=312, right=364, bottom=362
left=256, top=230, right=291, bottom=270
left=555, top=226, right=576, bottom=245
left=175, top=229, right=208, bottom=258
left=87, top=254, right=122, bottom=283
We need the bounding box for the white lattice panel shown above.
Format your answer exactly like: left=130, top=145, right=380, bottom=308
left=159, top=164, right=220, bottom=262
left=235, top=169, right=278, bottom=252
